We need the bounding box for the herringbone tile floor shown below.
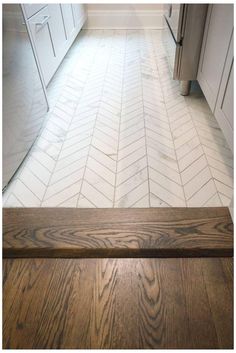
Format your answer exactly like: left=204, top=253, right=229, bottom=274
left=3, top=29, right=233, bottom=208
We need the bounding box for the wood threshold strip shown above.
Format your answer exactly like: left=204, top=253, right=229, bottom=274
left=3, top=207, right=233, bottom=258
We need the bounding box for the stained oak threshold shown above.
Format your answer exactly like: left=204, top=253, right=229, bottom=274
left=3, top=207, right=233, bottom=258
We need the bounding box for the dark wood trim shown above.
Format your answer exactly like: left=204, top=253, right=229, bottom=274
left=3, top=207, right=233, bottom=258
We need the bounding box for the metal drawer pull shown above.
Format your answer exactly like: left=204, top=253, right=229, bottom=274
left=35, top=15, right=50, bottom=31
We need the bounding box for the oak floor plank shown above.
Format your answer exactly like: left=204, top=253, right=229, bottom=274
left=180, top=258, right=219, bottom=348
left=3, top=258, right=233, bottom=349
left=3, top=207, right=233, bottom=258
left=113, top=259, right=139, bottom=349
left=90, top=259, right=118, bottom=349
left=201, top=258, right=233, bottom=348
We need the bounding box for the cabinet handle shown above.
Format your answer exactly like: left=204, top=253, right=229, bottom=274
left=35, top=15, right=50, bottom=31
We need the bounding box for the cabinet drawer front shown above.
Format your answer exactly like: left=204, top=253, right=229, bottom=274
left=22, top=4, right=46, bottom=19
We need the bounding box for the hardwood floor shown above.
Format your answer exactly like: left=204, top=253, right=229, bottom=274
left=3, top=207, right=233, bottom=349
left=3, top=257, right=233, bottom=349
left=3, top=207, right=233, bottom=258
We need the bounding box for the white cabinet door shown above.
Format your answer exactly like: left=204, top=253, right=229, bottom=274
left=47, top=4, right=67, bottom=59
left=72, top=4, right=87, bottom=30
left=60, top=4, right=76, bottom=40
left=215, top=32, right=234, bottom=152
left=28, top=6, right=57, bottom=86
left=197, top=5, right=233, bottom=111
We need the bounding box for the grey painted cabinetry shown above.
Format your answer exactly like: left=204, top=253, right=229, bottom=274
left=22, top=4, right=87, bottom=87
left=214, top=34, right=234, bottom=150
left=197, top=4, right=234, bottom=152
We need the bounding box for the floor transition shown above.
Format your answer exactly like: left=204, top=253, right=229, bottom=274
left=3, top=29, right=233, bottom=208
left=3, top=207, right=233, bottom=348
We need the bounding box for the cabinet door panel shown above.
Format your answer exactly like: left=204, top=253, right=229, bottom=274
left=60, top=4, right=76, bottom=40
left=28, top=7, right=56, bottom=86
left=72, top=4, right=87, bottom=30
left=48, top=4, right=67, bottom=55
left=197, top=5, right=233, bottom=111
left=215, top=32, right=234, bottom=152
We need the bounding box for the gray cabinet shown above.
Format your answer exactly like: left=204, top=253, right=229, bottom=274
left=198, top=4, right=233, bottom=111
left=214, top=33, right=234, bottom=151
left=197, top=4, right=234, bottom=152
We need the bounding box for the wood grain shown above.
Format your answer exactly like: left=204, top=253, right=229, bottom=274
left=3, top=258, right=233, bottom=349
left=3, top=207, right=233, bottom=258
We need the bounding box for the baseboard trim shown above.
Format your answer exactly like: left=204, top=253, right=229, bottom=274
left=84, top=10, right=164, bottom=29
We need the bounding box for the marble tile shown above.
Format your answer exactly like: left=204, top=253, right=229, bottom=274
left=3, top=29, right=233, bottom=209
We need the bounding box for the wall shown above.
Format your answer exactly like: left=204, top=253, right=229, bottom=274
left=84, top=4, right=165, bottom=29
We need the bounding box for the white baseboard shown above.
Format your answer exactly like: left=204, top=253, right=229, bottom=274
left=84, top=10, right=164, bottom=29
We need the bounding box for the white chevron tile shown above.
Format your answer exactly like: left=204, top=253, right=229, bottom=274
left=184, top=167, right=212, bottom=201
left=131, top=194, right=150, bottom=207
left=80, top=180, right=113, bottom=207
left=115, top=167, right=148, bottom=201
left=149, top=167, right=185, bottom=200
left=150, top=193, right=171, bottom=207
left=84, top=167, right=114, bottom=201
left=181, top=155, right=208, bottom=185
left=175, top=135, right=200, bottom=160
left=116, top=156, right=147, bottom=186
left=214, top=180, right=233, bottom=199
left=206, top=155, right=233, bottom=177
left=4, top=193, right=24, bottom=207
left=218, top=193, right=231, bottom=206
left=19, top=168, right=46, bottom=201
left=8, top=179, right=41, bottom=207
left=57, top=194, right=79, bottom=207
left=26, top=156, right=52, bottom=185
left=178, top=144, right=204, bottom=172
left=187, top=179, right=217, bottom=207
left=42, top=182, right=81, bottom=207
left=117, top=146, right=146, bottom=173
left=114, top=180, right=149, bottom=207
left=86, top=156, right=116, bottom=185
left=44, top=167, right=84, bottom=201
left=77, top=194, right=96, bottom=208
left=211, top=168, right=233, bottom=188
left=150, top=179, right=186, bottom=207
left=3, top=29, right=233, bottom=209
left=202, top=193, right=222, bottom=207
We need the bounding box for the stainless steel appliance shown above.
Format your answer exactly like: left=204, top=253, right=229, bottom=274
left=2, top=4, right=48, bottom=190
left=164, top=4, right=208, bottom=95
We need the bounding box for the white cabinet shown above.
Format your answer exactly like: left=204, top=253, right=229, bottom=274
left=72, top=4, right=87, bottom=30
left=60, top=4, right=76, bottom=40
left=22, top=4, right=46, bottom=19
left=25, top=4, right=87, bottom=86
left=214, top=33, right=234, bottom=151
left=48, top=4, right=67, bottom=56
left=197, top=5, right=233, bottom=111
left=27, top=6, right=57, bottom=86
left=197, top=4, right=234, bottom=152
